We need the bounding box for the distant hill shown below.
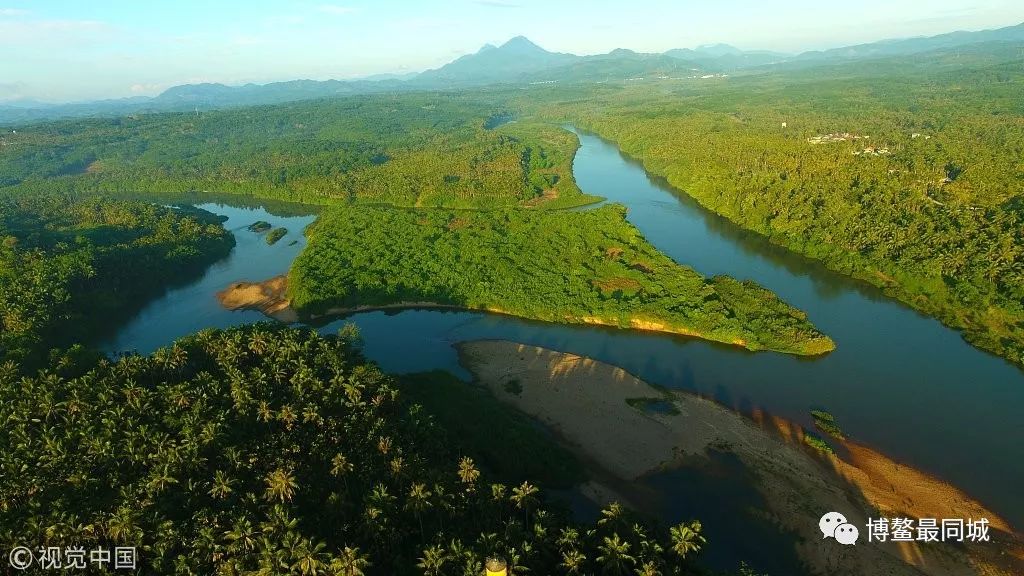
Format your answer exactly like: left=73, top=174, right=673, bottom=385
left=3, top=23, right=1023, bottom=124
left=412, top=36, right=578, bottom=86
left=527, top=50, right=707, bottom=83
left=797, top=22, right=1024, bottom=62
left=665, top=45, right=789, bottom=70
left=154, top=78, right=407, bottom=107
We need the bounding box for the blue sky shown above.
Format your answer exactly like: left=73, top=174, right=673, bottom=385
left=1, top=0, right=1022, bottom=102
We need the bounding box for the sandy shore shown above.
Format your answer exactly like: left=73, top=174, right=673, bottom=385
left=216, top=275, right=834, bottom=355
left=216, top=276, right=298, bottom=322
left=457, top=340, right=1024, bottom=576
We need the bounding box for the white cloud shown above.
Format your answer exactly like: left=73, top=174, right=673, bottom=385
left=318, top=5, right=355, bottom=16
left=0, top=8, right=30, bottom=17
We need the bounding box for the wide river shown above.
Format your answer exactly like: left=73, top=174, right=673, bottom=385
left=103, top=129, right=1024, bottom=544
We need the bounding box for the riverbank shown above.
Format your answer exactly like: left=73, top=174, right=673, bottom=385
left=456, top=340, right=1024, bottom=576
left=217, top=274, right=835, bottom=355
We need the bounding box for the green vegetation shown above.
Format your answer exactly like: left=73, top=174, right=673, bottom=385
left=0, top=94, right=598, bottom=210
left=266, top=227, right=288, bottom=245
left=810, top=410, right=846, bottom=440
left=248, top=220, right=272, bottom=232
left=0, top=325, right=708, bottom=575
left=0, top=195, right=233, bottom=371
left=526, top=49, right=1024, bottom=366
left=289, top=204, right=834, bottom=355
left=803, top=432, right=836, bottom=455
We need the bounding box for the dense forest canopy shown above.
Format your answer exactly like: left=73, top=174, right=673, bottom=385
left=0, top=94, right=597, bottom=210
left=0, top=325, right=711, bottom=576
left=0, top=196, right=233, bottom=371
left=290, top=205, right=833, bottom=355
left=518, top=49, right=1024, bottom=367
left=3, top=46, right=1021, bottom=365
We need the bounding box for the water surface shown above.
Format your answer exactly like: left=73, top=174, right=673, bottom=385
left=104, top=132, right=1024, bottom=537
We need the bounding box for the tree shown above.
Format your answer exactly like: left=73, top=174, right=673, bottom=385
left=669, top=521, right=705, bottom=560
left=265, top=468, right=299, bottom=503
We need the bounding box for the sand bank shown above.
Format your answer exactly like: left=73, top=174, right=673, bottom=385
left=456, top=340, right=1024, bottom=576
left=217, top=275, right=831, bottom=354
left=216, top=276, right=298, bottom=323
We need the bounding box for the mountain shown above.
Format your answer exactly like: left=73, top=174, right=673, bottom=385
left=412, top=36, right=578, bottom=86
left=3, top=24, right=1023, bottom=125
left=664, top=44, right=790, bottom=70
left=797, top=22, right=1024, bottom=62
left=153, top=77, right=411, bottom=107
left=527, top=51, right=706, bottom=83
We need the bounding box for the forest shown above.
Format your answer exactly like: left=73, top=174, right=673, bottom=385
left=0, top=195, right=233, bottom=372
left=0, top=94, right=597, bottom=210
left=0, top=324, right=714, bottom=575
left=289, top=204, right=834, bottom=356
left=3, top=47, right=1021, bottom=365
left=521, top=49, right=1024, bottom=366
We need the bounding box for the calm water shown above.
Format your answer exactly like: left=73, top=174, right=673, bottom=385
left=101, top=203, right=316, bottom=353
left=104, top=132, right=1024, bottom=538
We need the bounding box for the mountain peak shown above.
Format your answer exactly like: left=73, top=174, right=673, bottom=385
left=695, top=43, right=743, bottom=57
left=500, top=36, right=545, bottom=53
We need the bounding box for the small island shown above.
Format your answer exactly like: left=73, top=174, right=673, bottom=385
left=247, top=220, right=272, bottom=233
left=265, top=227, right=288, bottom=245
left=282, top=204, right=835, bottom=356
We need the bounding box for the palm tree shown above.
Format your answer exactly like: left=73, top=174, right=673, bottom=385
left=224, top=517, right=258, bottom=553
left=208, top=470, right=235, bottom=499
left=291, top=539, right=327, bottom=576
left=510, top=481, right=539, bottom=526
left=407, top=482, right=433, bottom=540
left=264, top=468, right=298, bottom=503
left=635, top=561, right=661, bottom=576
left=457, top=456, right=480, bottom=488
left=597, top=502, right=626, bottom=532
left=668, top=521, right=705, bottom=560
left=596, top=534, right=635, bottom=576
left=561, top=549, right=586, bottom=574
left=417, top=544, right=447, bottom=576
left=330, top=546, right=371, bottom=576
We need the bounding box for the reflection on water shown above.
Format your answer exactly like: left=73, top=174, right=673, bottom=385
left=100, top=203, right=316, bottom=353
left=103, top=132, right=1024, bottom=537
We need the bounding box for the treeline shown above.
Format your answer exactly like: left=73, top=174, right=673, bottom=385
left=0, top=195, right=233, bottom=371
left=0, top=94, right=597, bottom=209
left=0, top=325, right=712, bottom=575
left=289, top=205, right=834, bottom=356
left=526, top=52, right=1024, bottom=366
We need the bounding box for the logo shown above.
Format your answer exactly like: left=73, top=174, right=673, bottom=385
left=820, top=512, right=859, bottom=545
left=8, top=547, right=33, bottom=570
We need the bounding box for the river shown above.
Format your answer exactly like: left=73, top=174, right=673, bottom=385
left=102, top=129, right=1024, bottom=559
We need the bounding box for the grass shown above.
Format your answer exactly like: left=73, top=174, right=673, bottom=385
left=810, top=410, right=846, bottom=440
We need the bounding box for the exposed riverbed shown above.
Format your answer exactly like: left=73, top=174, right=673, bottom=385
left=101, top=128, right=1024, bottom=572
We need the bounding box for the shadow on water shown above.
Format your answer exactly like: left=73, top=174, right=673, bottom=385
left=642, top=451, right=806, bottom=576
left=101, top=128, right=1024, bottom=538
